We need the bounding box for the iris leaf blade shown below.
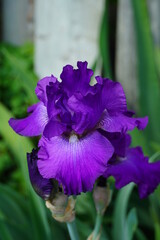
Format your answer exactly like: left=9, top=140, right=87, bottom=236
left=112, top=183, right=134, bottom=240
left=0, top=103, right=52, bottom=240
left=132, top=0, right=160, bottom=143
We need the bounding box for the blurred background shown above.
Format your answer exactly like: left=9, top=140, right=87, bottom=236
left=0, top=0, right=160, bottom=239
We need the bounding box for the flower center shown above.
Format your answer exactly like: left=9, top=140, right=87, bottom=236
left=69, top=134, right=79, bottom=143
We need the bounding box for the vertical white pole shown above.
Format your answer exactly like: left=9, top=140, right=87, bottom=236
left=34, top=0, right=105, bottom=78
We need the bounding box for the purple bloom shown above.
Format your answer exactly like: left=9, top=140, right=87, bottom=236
left=104, top=144, right=160, bottom=198
left=38, top=131, right=113, bottom=195
left=27, top=148, right=53, bottom=199
left=9, top=61, right=149, bottom=196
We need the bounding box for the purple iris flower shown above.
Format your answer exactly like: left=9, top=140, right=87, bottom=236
left=102, top=132, right=160, bottom=198
left=9, top=61, right=150, bottom=197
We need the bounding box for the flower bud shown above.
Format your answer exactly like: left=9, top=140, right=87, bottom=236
left=27, top=148, right=76, bottom=222
left=46, top=195, right=75, bottom=223
left=93, top=178, right=112, bottom=215
left=27, top=148, right=54, bottom=200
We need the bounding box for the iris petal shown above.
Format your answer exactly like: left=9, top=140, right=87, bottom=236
left=35, top=75, right=58, bottom=105
left=43, top=118, right=67, bottom=139
left=37, top=131, right=114, bottom=195
left=9, top=102, right=48, bottom=137
left=60, top=61, right=94, bottom=97
left=27, top=149, right=53, bottom=199
left=99, top=131, right=131, bottom=157
left=67, top=77, right=129, bottom=134
left=96, top=77, right=127, bottom=112
left=99, top=111, right=148, bottom=133
left=68, top=92, right=103, bottom=134
left=104, top=147, right=160, bottom=198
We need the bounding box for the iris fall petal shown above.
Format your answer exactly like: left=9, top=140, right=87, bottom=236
left=38, top=131, right=114, bottom=195
left=9, top=102, right=48, bottom=137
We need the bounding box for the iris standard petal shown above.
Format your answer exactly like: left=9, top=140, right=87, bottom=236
left=9, top=102, right=48, bottom=136
left=68, top=92, right=104, bottom=134
left=104, top=147, right=160, bottom=198
left=27, top=148, right=53, bottom=200
left=67, top=77, right=128, bottom=134
left=60, top=61, right=94, bottom=97
left=35, top=75, right=59, bottom=105
left=99, top=111, right=148, bottom=133
left=37, top=131, right=114, bottom=195
left=46, top=83, right=62, bottom=119
left=43, top=118, right=67, bottom=139
left=96, top=77, right=127, bottom=112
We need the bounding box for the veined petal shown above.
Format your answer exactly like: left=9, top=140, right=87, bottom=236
left=96, top=77, right=127, bottom=112
left=9, top=102, right=48, bottom=137
left=104, top=147, right=160, bottom=198
left=43, top=118, right=67, bottom=139
left=38, top=131, right=114, bottom=195
left=99, top=111, right=148, bottom=133
left=67, top=77, right=128, bottom=134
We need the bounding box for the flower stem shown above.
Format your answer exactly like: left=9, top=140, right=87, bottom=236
left=92, top=213, right=103, bottom=240
left=67, top=221, right=79, bottom=240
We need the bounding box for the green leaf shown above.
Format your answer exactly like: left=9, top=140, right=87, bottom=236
left=99, top=0, right=112, bottom=78
left=0, top=184, right=28, bottom=215
left=130, top=128, right=150, bottom=155
left=0, top=190, right=29, bottom=228
left=76, top=192, right=96, bottom=239
left=1, top=48, right=37, bottom=104
left=155, top=222, right=160, bottom=240
left=0, top=103, right=52, bottom=240
left=113, top=183, right=134, bottom=240
left=0, top=102, right=33, bottom=184
left=132, top=0, right=160, bottom=143
left=135, top=229, right=148, bottom=240
left=149, top=189, right=160, bottom=240
left=0, top=184, right=31, bottom=240
left=155, top=47, right=160, bottom=79
left=76, top=192, right=96, bottom=223
left=125, top=208, right=138, bottom=240
left=0, top=220, right=13, bottom=240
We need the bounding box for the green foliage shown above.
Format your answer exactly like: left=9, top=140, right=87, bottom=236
left=132, top=0, right=160, bottom=145
left=0, top=43, right=37, bottom=116
left=76, top=192, right=96, bottom=239
left=100, top=0, right=160, bottom=239
left=99, top=0, right=112, bottom=79
left=113, top=184, right=136, bottom=240
left=131, top=2, right=160, bottom=239
left=0, top=44, right=67, bottom=240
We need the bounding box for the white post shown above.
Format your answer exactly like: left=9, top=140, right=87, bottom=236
left=34, top=0, right=105, bottom=78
